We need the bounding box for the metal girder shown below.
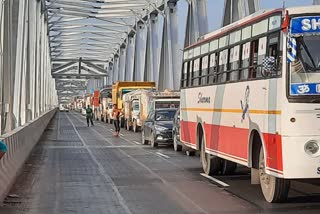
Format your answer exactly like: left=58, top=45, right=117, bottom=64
left=222, top=0, right=260, bottom=27
left=184, top=0, right=208, bottom=47
left=45, top=0, right=161, bottom=101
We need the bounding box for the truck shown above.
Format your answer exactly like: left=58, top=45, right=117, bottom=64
left=123, top=89, right=180, bottom=132
left=92, top=90, right=100, bottom=120
left=112, top=81, right=156, bottom=127
left=97, top=87, right=113, bottom=123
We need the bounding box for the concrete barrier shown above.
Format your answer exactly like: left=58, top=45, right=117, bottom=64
left=0, top=109, right=57, bottom=202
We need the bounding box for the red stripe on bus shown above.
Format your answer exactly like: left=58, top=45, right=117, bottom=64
left=180, top=121, right=283, bottom=172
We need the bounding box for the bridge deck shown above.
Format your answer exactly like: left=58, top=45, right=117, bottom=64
left=1, top=112, right=320, bottom=214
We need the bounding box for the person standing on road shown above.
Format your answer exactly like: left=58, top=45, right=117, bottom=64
left=86, top=105, right=94, bottom=127
left=0, top=140, right=7, bottom=160
left=112, top=104, right=121, bottom=136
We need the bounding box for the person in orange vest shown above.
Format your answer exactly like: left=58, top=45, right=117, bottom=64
left=112, top=104, right=121, bottom=136
left=0, top=140, right=7, bottom=160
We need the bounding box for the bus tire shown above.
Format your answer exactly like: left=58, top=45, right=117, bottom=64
left=201, top=137, right=221, bottom=175
left=259, top=148, right=290, bottom=203
left=221, top=160, right=237, bottom=175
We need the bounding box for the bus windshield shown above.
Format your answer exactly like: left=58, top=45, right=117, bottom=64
left=289, top=35, right=320, bottom=96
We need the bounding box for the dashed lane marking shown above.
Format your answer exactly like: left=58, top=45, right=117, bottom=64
left=156, top=152, right=170, bottom=159
left=134, top=141, right=141, bottom=145
left=200, top=173, right=230, bottom=187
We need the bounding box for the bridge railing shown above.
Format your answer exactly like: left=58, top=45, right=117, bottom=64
left=0, top=108, right=57, bottom=202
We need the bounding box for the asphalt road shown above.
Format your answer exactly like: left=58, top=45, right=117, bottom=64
left=1, top=112, right=320, bottom=214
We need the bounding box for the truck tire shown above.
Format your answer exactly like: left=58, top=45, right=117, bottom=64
left=142, top=130, right=148, bottom=145
left=133, top=120, right=138, bottom=132
left=126, top=120, right=131, bottom=131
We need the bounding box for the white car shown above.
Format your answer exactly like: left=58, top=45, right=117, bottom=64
left=81, top=108, right=86, bottom=116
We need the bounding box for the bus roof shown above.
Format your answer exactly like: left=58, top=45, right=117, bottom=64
left=185, top=8, right=282, bottom=50
left=185, top=5, right=320, bottom=50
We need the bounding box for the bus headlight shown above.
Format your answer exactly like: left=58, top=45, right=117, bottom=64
left=304, top=140, right=319, bottom=156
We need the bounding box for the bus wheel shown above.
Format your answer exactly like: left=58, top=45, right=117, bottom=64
left=221, top=160, right=237, bottom=175
left=259, top=148, right=290, bottom=203
left=201, top=138, right=221, bottom=175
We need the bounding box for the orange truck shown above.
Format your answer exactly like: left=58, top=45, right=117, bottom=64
left=92, top=90, right=100, bottom=120
left=112, top=81, right=156, bottom=127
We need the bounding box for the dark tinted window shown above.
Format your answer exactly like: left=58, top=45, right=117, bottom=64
left=155, top=110, right=177, bottom=121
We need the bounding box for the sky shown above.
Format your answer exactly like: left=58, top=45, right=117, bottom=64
left=177, top=0, right=314, bottom=45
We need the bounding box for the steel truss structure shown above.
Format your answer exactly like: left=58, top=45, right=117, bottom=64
left=0, top=0, right=260, bottom=135
left=0, top=0, right=58, bottom=135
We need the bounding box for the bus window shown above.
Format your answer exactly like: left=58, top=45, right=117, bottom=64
left=218, top=49, right=228, bottom=83
left=240, top=42, right=250, bottom=80
left=256, top=37, right=267, bottom=78
left=201, top=55, right=209, bottom=85
left=228, top=45, right=240, bottom=81
left=181, top=62, right=188, bottom=88
left=268, top=32, right=281, bottom=75
left=193, top=58, right=200, bottom=86
left=188, top=60, right=193, bottom=87
left=249, top=39, right=259, bottom=79
left=208, top=53, right=218, bottom=84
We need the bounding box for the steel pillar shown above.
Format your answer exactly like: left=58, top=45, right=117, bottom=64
left=113, top=54, right=119, bottom=83
left=119, top=44, right=126, bottom=81
left=125, top=33, right=135, bottom=81
left=134, top=21, right=147, bottom=81
left=2, top=0, right=17, bottom=132
left=222, top=0, right=260, bottom=27
left=184, top=0, right=208, bottom=47
left=108, top=62, right=114, bottom=85
left=145, top=12, right=160, bottom=84
left=159, top=0, right=179, bottom=90
left=0, top=0, right=5, bottom=134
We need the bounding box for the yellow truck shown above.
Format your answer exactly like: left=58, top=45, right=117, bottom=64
left=112, top=81, right=156, bottom=127
left=123, top=89, right=180, bottom=132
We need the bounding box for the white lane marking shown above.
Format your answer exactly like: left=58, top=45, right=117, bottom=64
left=45, top=145, right=140, bottom=149
left=110, top=129, right=113, bottom=131
left=133, top=141, right=141, bottom=145
left=119, top=134, right=124, bottom=137
left=66, top=114, right=132, bottom=214
left=70, top=112, right=207, bottom=214
left=200, top=173, right=230, bottom=187
left=156, top=152, right=170, bottom=159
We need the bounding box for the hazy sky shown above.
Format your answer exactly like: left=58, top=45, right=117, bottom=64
left=177, top=0, right=314, bottom=45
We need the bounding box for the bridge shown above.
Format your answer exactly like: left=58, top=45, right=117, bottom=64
left=1, top=0, right=320, bottom=213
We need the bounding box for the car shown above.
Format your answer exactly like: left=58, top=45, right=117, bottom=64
left=141, top=108, right=177, bottom=147
left=81, top=108, right=86, bottom=116
left=172, top=108, right=183, bottom=151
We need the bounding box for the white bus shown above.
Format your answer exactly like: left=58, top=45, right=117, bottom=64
left=180, top=6, right=320, bottom=203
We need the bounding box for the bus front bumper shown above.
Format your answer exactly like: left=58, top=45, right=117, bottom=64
left=281, top=135, right=320, bottom=179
